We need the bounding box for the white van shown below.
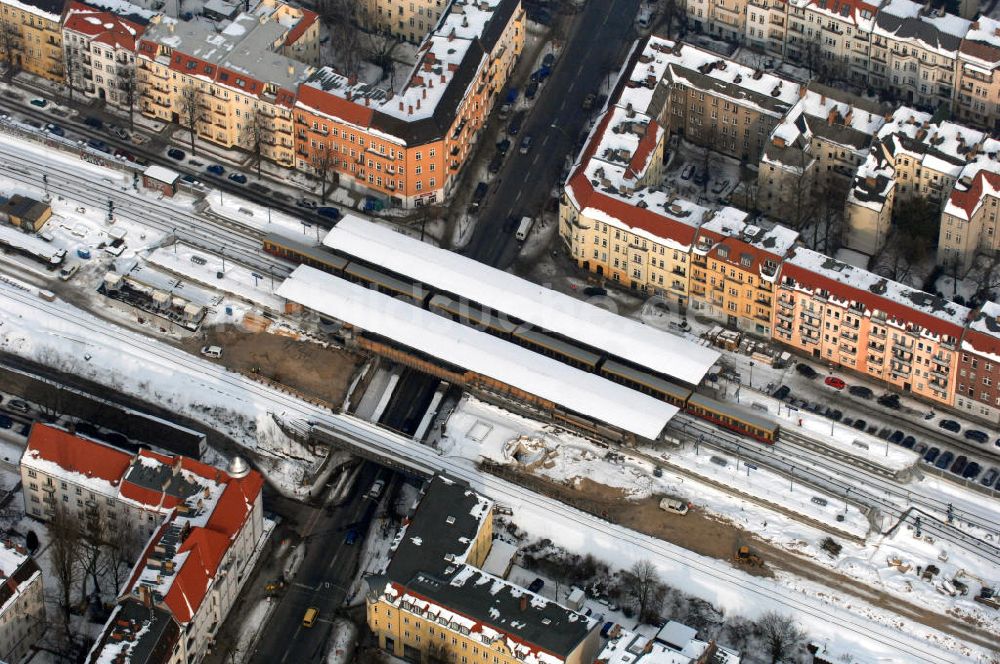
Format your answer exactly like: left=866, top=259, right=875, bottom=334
left=659, top=498, right=689, bottom=515
left=515, top=216, right=534, bottom=241
left=200, top=345, right=223, bottom=358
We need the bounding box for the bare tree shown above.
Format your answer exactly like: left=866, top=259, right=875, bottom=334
left=106, top=523, right=146, bottom=594
left=48, top=505, right=82, bottom=644
left=361, top=23, right=401, bottom=81
left=178, top=84, right=203, bottom=156
left=79, top=507, right=109, bottom=605
left=312, top=144, right=340, bottom=203
left=318, top=0, right=362, bottom=71
left=0, top=20, right=20, bottom=81
left=619, top=560, right=666, bottom=624
left=240, top=108, right=267, bottom=177
left=116, top=61, right=138, bottom=131
left=64, top=46, right=84, bottom=103
left=755, top=611, right=804, bottom=664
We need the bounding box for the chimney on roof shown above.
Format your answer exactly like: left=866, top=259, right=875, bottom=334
left=422, top=87, right=427, bottom=99
left=798, top=86, right=806, bottom=99
left=348, top=73, right=357, bottom=86
left=643, top=640, right=654, bottom=654
left=364, top=95, right=370, bottom=107
left=865, top=176, right=877, bottom=188
left=408, top=105, right=413, bottom=115
left=399, top=100, right=404, bottom=111
left=416, top=98, right=421, bottom=110
left=626, top=102, right=635, bottom=118
left=287, top=64, right=294, bottom=76
left=448, top=27, right=456, bottom=41
left=168, top=22, right=174, bottom=33
left=519, top=595, right=528, bottom=612
left=140, top=585, right=152, bottom=608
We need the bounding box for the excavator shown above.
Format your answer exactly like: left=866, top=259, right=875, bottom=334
left=733, top=545, right=764, bottom=567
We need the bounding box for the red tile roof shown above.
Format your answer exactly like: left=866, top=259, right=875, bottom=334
left=25, top=424, right=132, bottom=484
left=283, top=8, right=317, bottom=47
left=164, top=529, right=229, bottom=622
left=64, top=2, right=144, bottom=51
left=946, top=170, right=1000, bottom=220
left=296, top=83, right=375, bottom=128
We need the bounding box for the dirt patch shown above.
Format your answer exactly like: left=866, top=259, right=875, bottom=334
left=185, top=326, right=362, bottom=405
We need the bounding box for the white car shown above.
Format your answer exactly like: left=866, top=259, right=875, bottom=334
left=58, top=264, right=78, bottom=281
left=200, top=345, right=223, bottom=358
left=658, top=497, right=689, bottom=515
left=367, top=479, right=386, bottom=500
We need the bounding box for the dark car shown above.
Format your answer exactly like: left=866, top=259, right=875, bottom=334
left=167, top=148, right=186, bottom=160
left=206, top=164, right=225, bottom=176
left=772, top=385, right=791, bottom=400
left=248, top=182, right=269, bottom=194
left=542, top=52, right=556, bottom=67
left=950, top=455, right=968, bottom=475
left=851, top=419, right=866, bottom=430
left=496, top=138, right=511, bottom=156
left=962, top=462, right=981, bottom=480
left=45, top=123, right=64, bottom=136
left=525, top=81, right=539, bottom=100
left=530, top=65, right=551, bottom=83
left=938, top=419, right=961, bottom=433
left=888, top=430, right=904, bottom=444
left=114, top=148, right=135, bottom=161
left=795, top=363, right=818, bottom=379
left=0, top=415, right=12, bottom=430
left=527, top=578, right=545, bottom=593
left=923, top=447, right=940, bottom=464
left=87, top=138, right=111, bottom=153
left=964, top=429, right=988, bottom=444
left=469, top=181, right=488, bottom=212
left=317, top=206, right=341, bottom=220
left=981, top=468, right=999, bottom=487
left=934, top=451, right=955, bottom=470
left=848, top=385, right=874, bottom=399
left=583, top=286, right=607, bottom=297
left=877, top=393, right=901, bottom=410
left=488, top=152, right=504, bottom=174
left=877, top=427, right=892, bottom=439
left=344, top=527, right=359, bottom=545
left=508, top=111, right=525, bottom=136
left=913, top=442, right=927, bottom=454
left=83, top=116, right=103, bottom=130
left=527, top=7, right=552, bottom=24
left=826, top=409, right=842, bottom=422
left=228, top=172, right=248, bottom=184
left=901, top=435, right=916, bottom=449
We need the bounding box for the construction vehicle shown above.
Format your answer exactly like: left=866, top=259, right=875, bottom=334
left=734, top=546, right=763, bottom=567
left=974, top=587, right=999, bottom=610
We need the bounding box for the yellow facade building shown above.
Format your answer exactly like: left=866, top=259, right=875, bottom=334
left=366, top=476, right=600, bottom=664
left=0, top=0, right=65, bottom=82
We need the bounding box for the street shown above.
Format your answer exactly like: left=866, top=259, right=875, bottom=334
left=463, top=0, right=643, bottom=267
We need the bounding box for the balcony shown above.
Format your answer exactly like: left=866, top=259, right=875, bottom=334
left=930, top=366, right=949, bottom=380
left=839, top=344, right=855, bottom=354
left=41, top=484, right=55, bottom=493
left=777, top=310, right=793, bottom=323
left=799, top=316, right=819, bottom=331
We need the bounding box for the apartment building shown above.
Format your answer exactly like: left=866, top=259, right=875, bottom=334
left=844, top=106, right=991, bottom=254
left=955, top=16, right=1000, bottom=132
left=62, top=2, right=145, bottom=109
left=366, top=475, right=601, bottom=664
left=688, top=0, right=747, bottom=42
left=690, top=210, right=798, bottom=337
left=759, top=84, right=886, bottom=224
left=955, top=300, right=1000, bottom=424
left=870, top=0, right=968, bottom=110
left=655, top=39, right=801, bottom=162
left=0, top=0, right=65, bottom=81
left=136, top=2, right=318, bottom=167
left=775, top=247, right=969, bottom=405
left=294, top=0, right=523, bottom=207
left=598, top=622, right=741, bottom=664
left=745, top=0, right=788, bottom=56
left=939, top=148, right=1000, bottom=271
left=0, top=541, right=44, bottom=664
left=22, top=425, right=266, bottom=664
left=358, top=0, right=449, bottom=43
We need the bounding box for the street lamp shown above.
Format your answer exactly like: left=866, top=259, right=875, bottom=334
left=748, top=361, right=754, bottom=390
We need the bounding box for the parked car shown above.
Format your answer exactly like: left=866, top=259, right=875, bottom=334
left=981, top=467, right=999, bottom=487
left=519, top=135, right=533, bottom=154
left=206, top=164, right=225, bottom=176
left=496, top=138, right=511, bottom=156
left=58, top=264, right=78, bottom=281
left=527, top=578, right=545, bottom=593
left=962, top=462, right=981, bottom=480
left=167, top=148, right=185, bottom=160
left=7, top=399, right=29, bottom=414
left=848, top=385, right=874, bottom=399
left=923, top=447, right=940, bottom=463
left=938, top=419, right=961, bottom=433
left=0, top=415, right=12, bottom=429
left=296, top=198, right=317, bottom=209
left=888, top=430, right=904, bottom=444
left=469, top=182, right=488, bottom=212
left=772, top=385, right=791, bottom=400
left=901, top=435, right=916, bottom=448
left=367, top=479, right=386, bottom=500
left=508, top=110, right=525, bottom=136
left=934, top=450, right=955, bottom=470
left=525, top=81, right=539, bottom=100
left=84, top=116, right=104, bottom=130
left=877, top=393, right=901, bottom=410
left=795, top=363, right=818, bottom=379
left=964, top=429, right=988, bottom=444
left=583, top=286, right=607, bottom=297
left=950, top=455, right=968, bottom=475
left=913, top=442, right=927, bottom=455
left=824, top=376, right=845, bottom=390
left=850, top=419, right=866, bottom=430
left=87, top=138, right=111, bottom=153
left=582, top=93, right=596, bottom=110
left=316, top=206, right=340, bottom=221
left=680, top=164, right=695, bottom=180
left=44, top=123, right=64, bottom=136
left=111, top=126, right=129, bottom=140
left=228, top=172, right=248, bottom=184
left=825, top=408, right=842, bottom=421
left=29, top=97, right=48, bottom=108
left=542, top=52, right=556, bottom=67
left=200, top=345, right=222, bottom=358
left=530, top=65, right=551, bottom=83
left=488, top=152, right=504, bottom=174
left=114, top=148, right=135, bottom=161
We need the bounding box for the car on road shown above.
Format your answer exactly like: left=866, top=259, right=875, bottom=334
left=772, top=385, right=791, bottom=400
left=795, top=363, right=818, bottom=379
left=206, top=164, right=225, bottom=176
left=296, top=198, right=317, bottom=209
left=487, top=152, right=504, bottom=174
left=228, top=172, right=248, bottom=184
left=87, top=139, right=111, bottom=153
left=938, top=419, right=961, bottom=433
left=469, top=181, right=488, bottom=212
left=44, top=123, right=64, bottom=136
left=83, top=116, right=103, bottom=130
left=167, top=148, right=185, bottom=160
left=950, top=455, right=968, bottom=475
left=934, top=450, right=955, bottom=469
left=888, top=430, right=904, bottom=444
left=367, top=479, right=385, bottom=500
left=58, top=264, right=78, bottom=281
left=0, top=415, right=11, bottom=430
left=29, top=97, right=48, bottom=108
left=582, top=93, right=596, bottom=110
left=6, top=399, right=29, bottom=414
left=542, top=52, right=556, bottom=67
left=344, top=527, right=360, bottom=545
left=200, top=345, right=222, bottom=358
left=496, top=138, right=511, bottom=156
left=824, top=376, right=845, bottom=390
left=850, top=419, right=866, bottom=430
left=848, top=385, right=873, bottom=399
left=527, top=578, right=545, bottom=593
left=583, top=286, right=607, bottom=297
left=923, top=447, right=940, bottom=463
left=982, top=468, right=999, bottom=487
left=877, top=393, right=901, bottom=409
left=508, top=110, right=525, bottom=136
left=519, top=136, right=533, bottom=154
left=317, top=206, right=341, bottom=221
left=302, top=607, right=319, bottom=628
left=962, top=462, right=981, bottom=480
left=964, top=429, right=988, bottom=444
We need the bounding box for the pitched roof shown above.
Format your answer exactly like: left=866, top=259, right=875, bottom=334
left=63, top=1, right=145, bottom=50
left=25, top=424, right=133, bottom=485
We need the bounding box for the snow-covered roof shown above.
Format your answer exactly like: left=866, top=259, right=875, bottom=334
left=143, top=164, right=179, bottom=184
left=597, top=623, right=741, bottom=664
left=782, top=247, right=971, bottom=332
left=63, top=1, right=145, bottom=51
left=0, top=224, right=62, bottom=263
left=584, top=105, right=664, bottom=192
left=792, top=0, right=884, bottom=32
left=277, top=265, right=680, bottom=439
left=960, top=16, right=1000, bottom=69
left=873, top=0, right=970, bottom=58
left=322, top=216, right=719, bottom=385
left=962, top=301, right=1000, bottom=360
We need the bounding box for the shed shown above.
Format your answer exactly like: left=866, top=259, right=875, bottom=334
left=655, top=621, right=697, bottom=651
left=480, top=539, right=516, bottom=579
left=1, top=194, right=52, bottom=231
left=142, top=165, right=180, bottom=197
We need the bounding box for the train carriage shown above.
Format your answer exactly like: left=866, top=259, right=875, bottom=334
left=685, top=393, right=778, bottom=443
left=600, top=360, right=693, bottom=407
left=513, top=324, right=603, bottom=371
left=262, top=233, right=348, bottom=273
left=428, top=294, right=518, bottom=335
left=343, top=261, right=428, bottom=303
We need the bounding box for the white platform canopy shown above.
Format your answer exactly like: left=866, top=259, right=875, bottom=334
left=323, top=215, right=719, bottom=385
left=277, top=265, right=679, bottom=439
